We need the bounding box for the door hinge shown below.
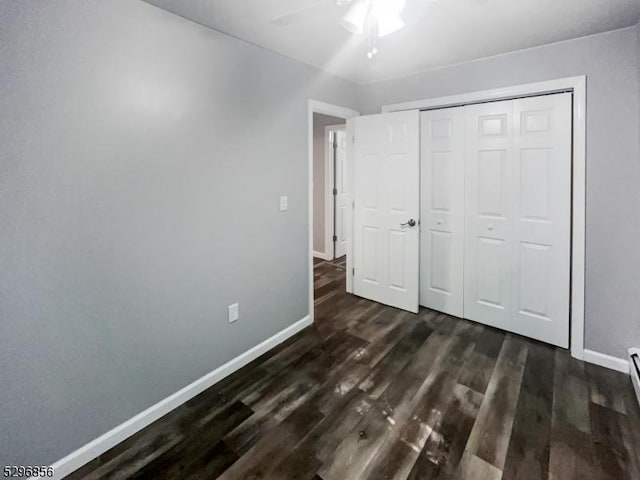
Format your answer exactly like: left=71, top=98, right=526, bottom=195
left=333, top=188, right=338, bottom=196
left=352, top=268, right=355, bottom=276
left=333, top=235, right=338, bottom=242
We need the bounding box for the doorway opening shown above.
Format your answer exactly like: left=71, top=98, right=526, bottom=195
left=307, top=101, right=359, bottom=324
left=313, top=116, right=347, bottom=262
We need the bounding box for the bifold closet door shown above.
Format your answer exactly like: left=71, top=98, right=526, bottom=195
left=464, top=93, right=571, bottom=348
left=353, top=110, right=420, bottom=313
left=420, top=108, right=465, bottom=317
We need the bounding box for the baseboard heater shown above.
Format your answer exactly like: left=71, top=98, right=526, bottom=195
left=630, top=348, right=640, bottom=407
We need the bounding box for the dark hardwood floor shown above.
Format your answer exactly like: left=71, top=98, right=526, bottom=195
left=68, top=256, right=640, bottom=479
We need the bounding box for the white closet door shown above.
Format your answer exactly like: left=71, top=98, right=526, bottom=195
left=464, top=99, right=514, bottom=330
left=335, top=129, right=348, bottom=258
left=464, top=94, right=571, bottom=348
left=420, top=108, right=465, bottom=317
left=353, top=110, right=420, bottom=313
left=511, top=94, right=571, bottom=347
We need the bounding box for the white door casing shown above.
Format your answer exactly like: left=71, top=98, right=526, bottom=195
left=353, top=110, right=420, bottom=313
left=420, top=108, right=465, bottom=317
left=334, top=129, right=348, bottom=258
left=464, top=94, right=571, bottom=348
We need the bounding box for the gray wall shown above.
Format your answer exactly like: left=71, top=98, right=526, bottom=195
left=0, top=0, right=358, bottom=468
left=359, top=27, right=640, bottom=359
left=313, top=113, right=345, bottom=255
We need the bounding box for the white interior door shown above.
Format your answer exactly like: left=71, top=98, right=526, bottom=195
left=353, top=110, right=420, bottom=313
left=334, top=129, right=348, bottom=258
left=420, top=108, right=465, bottom=317
left=464, top=94, right=571, bottom=348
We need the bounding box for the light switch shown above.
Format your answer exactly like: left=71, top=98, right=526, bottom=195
left=228, top=303, right=239, bottom=323
left=279, top=196, right=288, bottom=211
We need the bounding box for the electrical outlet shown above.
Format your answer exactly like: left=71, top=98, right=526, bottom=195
left=228, top=303, right=239, bottom=323
left=279, top=195, right=288, bottom=211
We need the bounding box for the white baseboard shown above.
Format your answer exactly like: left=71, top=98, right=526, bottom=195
left=36, top=315, right=313, bottom=480
left=313, top=250, right=331, bottom=261
left=583, top=349, right=629, bottom=374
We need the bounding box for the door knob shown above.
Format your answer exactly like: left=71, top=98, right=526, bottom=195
left=401, top=219, right=417, bottom=228
left=488, top=224, right=494, bottom=231
left=437, top=219, right=443, bottom=225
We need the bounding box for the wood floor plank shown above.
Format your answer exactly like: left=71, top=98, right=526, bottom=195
left=218, top=403, right=325, bottom=480
left=589, top=402, right=635, bottom=480
left=465, top=455, right=503, bottom=480
left=457, top=327, right=505, bottom=395
left=376, top=321, right=467, bottom=413
left=170, top=440, right=238, bottom=480
left=586, top=363, right=628, bottom=414
left=502, top=341, right=555, bottom=480
left=315, top=403, right=391, bottom=480
left=406, top=379, right=484, bottom=479
left=621, top=383, right=640, bottom=479
left=548, top=349, right=602, bottom=480
left=269, top=390, right=372, bottom=480
left=454, top=334, right=528, bottom=478
left=351, top=316, right=415, bottom=369
left=549, top=426, right=607, bottom=480
left=260, top=329, right=322, bottom=372
left=126, top=401, right=253, bottom=480
left=358, top=321, right=433, bottom=398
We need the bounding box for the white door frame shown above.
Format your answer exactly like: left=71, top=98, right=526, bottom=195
left=324, top=124, right=347, bottom=261
left=382, top=75, right=586, bottom=361
left=308, top=100, right=359, bottom=322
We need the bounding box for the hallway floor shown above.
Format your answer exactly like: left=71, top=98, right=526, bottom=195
left=68, top=257, right=640, bottom=480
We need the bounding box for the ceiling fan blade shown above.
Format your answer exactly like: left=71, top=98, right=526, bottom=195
left=270, top=0, right=343, bottom=26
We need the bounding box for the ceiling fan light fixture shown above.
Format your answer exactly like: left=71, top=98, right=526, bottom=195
left=340, top=1, right=369, bottom=35
left=373, top=0, right=406, bottom=16
left=376, top=14, right=404, bottom=37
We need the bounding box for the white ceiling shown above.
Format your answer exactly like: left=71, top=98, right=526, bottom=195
left=144, top=0, right=640, bottom=84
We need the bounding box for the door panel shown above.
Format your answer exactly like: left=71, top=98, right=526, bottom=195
left=354, top=110, right=419, bottom=313
left=362, top=226, right=379, bottom=283
left=388, top=230, right=407, bottom=289
left=476, top=237, right=507, bottom=308
left=430, top=231, right=452, bottom=293
left=420, top=108, right=465, bottom=317
left=464, top=100, right=513, bottom=329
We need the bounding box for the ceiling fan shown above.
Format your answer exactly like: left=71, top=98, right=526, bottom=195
left=270, top=0, right=407, bottom=58
left=271, top=0, right=402, bottom=28
left=269, top=0, right=486, bottom=58
left=270, top=0, right=486, bottom=27
left=271, top=0, right=488, bottom=59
